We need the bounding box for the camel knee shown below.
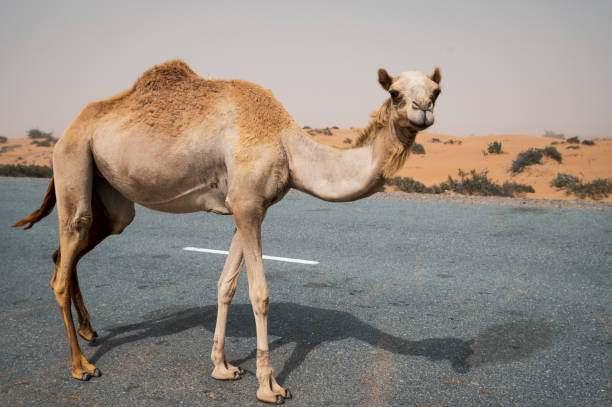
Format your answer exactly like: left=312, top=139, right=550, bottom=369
left=51, top=277, right=70, bottom=304
left=62, top=210, right=93, bottom=239
left=217, top=279, right=238, bottom=305
left=249, top=285, right=269, bottom=316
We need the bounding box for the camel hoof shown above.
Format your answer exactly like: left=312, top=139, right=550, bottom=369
left=82, top=373, right=91, bottom=381
left=276, top=395, right=284, bottom=405
left=93, top=368, right=102, bottom=377
left=284, top=390, right=292, bottom=399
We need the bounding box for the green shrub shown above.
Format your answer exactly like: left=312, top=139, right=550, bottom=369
left=487, top=141, right=503, bottom=154
left=412, top=143, right=425, bottom=154
left=551, top=173, right=580, bottom=189
left=543, top=130, right=564, bottom=139
left=447, top=169, right=534, bottom=197
left=343, top=138, right=352, bottom=144
left=331, top=126, right=339, bottom=129
left=566, top=136, right=580, bottom=144
left=31, top=139, right=54, bottom=147
left=430, top=138, right=441, bottom=143
left=551, top=172, right=612, bottom=200
left=0, top=135, right=7, bottom=144
left=582, top=139, right=595, bottom=146
left=542, top=146, right=562, bottom=163
left=386, top=176, right=431, bottom=193
left=27, top=129, right=53, bottom=139
left=386, top=170, right=534, bottom=197
left=27, top=128, right=57, bottom=146
left=444, top=139, right=462, bottom=145
left=511, top=148, right=543, bottom=173
left=0, top=164, right=53, bottom=178
left=566, top=145, right=580, bottom=150
left=303, top=126, right=311, bottom=129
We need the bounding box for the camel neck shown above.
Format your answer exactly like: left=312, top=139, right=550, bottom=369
left=283, top=123, right=415, bottom=202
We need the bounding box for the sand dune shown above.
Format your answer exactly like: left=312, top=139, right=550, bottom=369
left=2, top=131, right=611, bottom=201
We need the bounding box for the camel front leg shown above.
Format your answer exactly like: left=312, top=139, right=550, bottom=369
left=233, top=204, right=291, bottom=404
left=211, top=229, right=245, bottom=380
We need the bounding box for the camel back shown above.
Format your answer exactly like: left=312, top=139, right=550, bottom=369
left=90, top=60, right=295, bottom=142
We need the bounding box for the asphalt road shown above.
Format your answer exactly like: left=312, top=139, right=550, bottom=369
left=1, top=177, right=611, bottom=406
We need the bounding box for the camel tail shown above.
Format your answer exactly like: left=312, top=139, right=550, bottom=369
left=12, top=178, right=56, bottom=230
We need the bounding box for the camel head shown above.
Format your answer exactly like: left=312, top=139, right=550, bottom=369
left=378, top=67, right=441, bottom=131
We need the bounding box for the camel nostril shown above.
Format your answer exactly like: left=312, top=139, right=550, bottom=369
left=411, top=101, right=420, bottom=110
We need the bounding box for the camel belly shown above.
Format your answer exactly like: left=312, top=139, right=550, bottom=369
left=91, top=128, right=231, bottom=214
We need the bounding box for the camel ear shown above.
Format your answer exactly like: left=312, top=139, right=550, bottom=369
left=429, top=67, right=441, bottom=84
left=378, top=68, right=393, bottom=91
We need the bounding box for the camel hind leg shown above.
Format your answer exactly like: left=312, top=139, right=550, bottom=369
left=52, top=135, right=133, bottom=380
left=52, top=179, right=135, bottom=344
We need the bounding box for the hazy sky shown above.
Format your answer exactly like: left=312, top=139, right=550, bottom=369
left=1, top=0, right=611, bottom=139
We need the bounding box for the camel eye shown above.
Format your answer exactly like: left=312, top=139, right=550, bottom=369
left=390, top=90, right=399, bottom=99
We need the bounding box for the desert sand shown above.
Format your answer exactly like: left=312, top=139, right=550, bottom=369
left=2, top=131, right=611, bottom=201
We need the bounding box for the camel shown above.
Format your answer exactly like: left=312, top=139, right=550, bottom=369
left=13, top=60, right=441, bottom=404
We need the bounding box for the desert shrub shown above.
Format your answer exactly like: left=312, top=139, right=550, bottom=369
left=582, top=139, right=595, bottom=146
left=487, top=141, right=503, bottom=154
left=446, top=169, right=534, bottom=197
left=430, top=138, right=441, bottom=143
left=551, top=173, right=580, bottom=189
left=567, top=179, right=612, bottom=200
left=303, top=126, right=311, bottom=129
left=27, top=129, right=53, bottom=139
left=550, top=141, right=559, bottom=145
left=412, top=143, right=425, bottom=154
left=307, top=130, right=316, bottom=136
left=0, top=136, right=7, bottom=144
left=0, top=145, right=17, bottom=154
left=543, top=130, right=564, bottom=139
left=331, top=126, right=339, bottom=129
left=0, top=164, right=53, bottom=178
left=343, top=138, right=352, bottom=144
left=511, top=148, right=543, bottom=173
left=444, top=139, right=462, bottom=145
left=566, top=136, right=580, bottom=144
left=542, top=146, right=562, bottom=163
left=551, top=172, right=612, bottom=200
left=321, top=127, right=332, bottom=136
left=566, top=145, right=580, bottom=150
left=386, top=176, right=431, bottom=193
left=387, top=170, right=534, bottom=197
left=31, top=139, right=54, bottom=147
left=27, top=128, right=57, bottom=146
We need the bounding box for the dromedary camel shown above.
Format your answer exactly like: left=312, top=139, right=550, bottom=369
left=13, top=60, right=441, bottom=404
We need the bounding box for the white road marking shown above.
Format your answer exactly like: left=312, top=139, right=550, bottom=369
left=183, top=247, right=319, bottom=265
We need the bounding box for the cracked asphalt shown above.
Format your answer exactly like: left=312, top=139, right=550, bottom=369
left=1, top=177, right=611, bottom=406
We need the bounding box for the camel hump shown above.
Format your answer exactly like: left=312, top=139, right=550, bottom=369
left=132, top=59, right=199, bottom=92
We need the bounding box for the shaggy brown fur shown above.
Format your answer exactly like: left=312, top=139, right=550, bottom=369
left=352, top=99, right=415, bottom=178
left=354, top=99, right=392, bottom=147
left=84, top=60, right=295, bottom=142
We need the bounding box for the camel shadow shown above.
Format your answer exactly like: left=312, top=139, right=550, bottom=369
left=89, top=303, right=553, bottom=383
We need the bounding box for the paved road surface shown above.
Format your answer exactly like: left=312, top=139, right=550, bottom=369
left=1, top=178, right=611, bottom=406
